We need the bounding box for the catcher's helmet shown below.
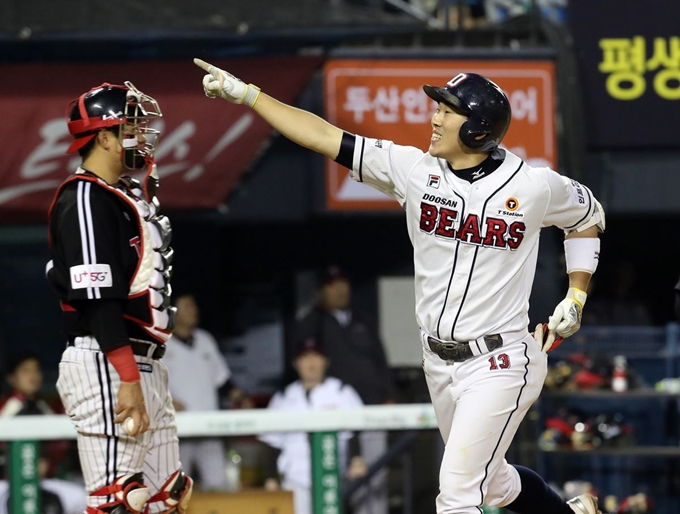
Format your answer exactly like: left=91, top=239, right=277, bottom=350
left=66, top=81, right=162, bottom=169
left=423, top=73, right=511, bottom=152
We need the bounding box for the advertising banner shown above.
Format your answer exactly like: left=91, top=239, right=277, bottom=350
left=0, top=57, right=321, bottom=220
left=324, top=59, right=556, bottom=211
left=569, top=0, right=680, bottom=148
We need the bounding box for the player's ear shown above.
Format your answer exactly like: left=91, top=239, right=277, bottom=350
left=97, top=129, right=114, bottom=149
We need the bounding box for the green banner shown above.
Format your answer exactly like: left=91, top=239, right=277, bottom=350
left=8, top=441, right=41, bottom=514
left=311, top=431, right=342, bottom=514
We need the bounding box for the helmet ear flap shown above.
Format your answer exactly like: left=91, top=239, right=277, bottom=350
left=459, top=117, right=492, bottom=150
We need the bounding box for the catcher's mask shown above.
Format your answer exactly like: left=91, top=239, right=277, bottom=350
left=423, top=73, right=511, bottom=152
left=66, top=81, right=162, bottom=171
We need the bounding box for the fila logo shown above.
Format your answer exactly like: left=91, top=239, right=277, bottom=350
left=427, top=175, right=441, bottom=188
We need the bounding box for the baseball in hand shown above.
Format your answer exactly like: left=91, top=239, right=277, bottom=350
left=123, top=417, right=136, bottom=435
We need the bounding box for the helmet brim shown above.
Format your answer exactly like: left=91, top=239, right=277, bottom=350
left=423, top=85, right=467, bottom=113
left=66, top=134, right=97, bottom=154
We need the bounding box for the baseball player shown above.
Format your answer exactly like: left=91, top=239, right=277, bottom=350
left=194, top=59, right=606, bottom=514
left=46, top=82, right=193, bottom=514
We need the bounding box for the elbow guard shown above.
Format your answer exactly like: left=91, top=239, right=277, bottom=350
left=568, top=199, right=606, bottom=234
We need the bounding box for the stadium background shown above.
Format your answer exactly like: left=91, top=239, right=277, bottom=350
left=1, top=0, right=679, bottom=512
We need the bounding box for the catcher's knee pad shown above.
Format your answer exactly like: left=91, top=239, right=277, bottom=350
left=146, top=469, right=193, bottom=513
left=86, top=472, right=151, bottom=514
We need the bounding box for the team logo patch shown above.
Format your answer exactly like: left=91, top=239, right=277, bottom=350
left=505, top=197, right=519, bottom=211
left=427, top=175, right=441, bottom=188
left=137, top=363, right=153, bottom=373
left=70, top=264, right=113, bottom=289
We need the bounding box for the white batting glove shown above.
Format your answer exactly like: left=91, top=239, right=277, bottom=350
left=548, top=287, right=587, bottom=338
left=193, top=58, right=261, bottom=107
left=532, top=323, right=564, bottom=353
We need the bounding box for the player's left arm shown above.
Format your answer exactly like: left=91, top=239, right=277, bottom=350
left=535, top=170, right=605, bottom=350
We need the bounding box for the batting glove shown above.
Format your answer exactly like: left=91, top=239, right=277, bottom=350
left=548, top=287, right=587, bottom=338
left=533, top=323, right=564, bottom=353
left=194, top=58, right=261, bottom=107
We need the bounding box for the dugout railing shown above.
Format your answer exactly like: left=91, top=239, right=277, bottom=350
left=0, top=404, right=439, bottom=514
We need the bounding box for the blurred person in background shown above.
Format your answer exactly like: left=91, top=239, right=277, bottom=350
left=0, top=352, right=85, bottom=514
left=292, top=265, right=395, bottom=514
left=164, top=293, right=251, bottom=491
left=260, top=338, right=367, bottom=514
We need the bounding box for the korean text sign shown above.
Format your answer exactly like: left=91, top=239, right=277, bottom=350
left=324, top=60, right=556, bottom=211
left=569, top=0, right=680, bottom=148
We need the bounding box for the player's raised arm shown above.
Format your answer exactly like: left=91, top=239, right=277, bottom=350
left=194, top=58, right=344, bottom=160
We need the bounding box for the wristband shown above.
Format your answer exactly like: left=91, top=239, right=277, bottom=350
left=106, top=345, right=141, bottom=382
left=564, top=237, right=600, bottom=274
left=243, top=84, right=261, bottom=108
left=566, top=287, right=588, bottom=308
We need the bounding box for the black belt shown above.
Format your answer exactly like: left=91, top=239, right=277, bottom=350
left=67, top=339, right=166, bottom=360
left=427, top=334, right=503, bottom=363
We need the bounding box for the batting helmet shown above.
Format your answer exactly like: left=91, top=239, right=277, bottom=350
left=423, top=73, right=511, bottom=152
left=66, top=81, right=162, bottom=170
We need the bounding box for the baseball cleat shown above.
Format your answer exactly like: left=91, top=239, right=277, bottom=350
left=567, top=494, right=601, bottom=514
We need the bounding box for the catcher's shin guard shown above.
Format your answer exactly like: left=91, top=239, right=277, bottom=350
left=86, top=472, right=150, bottom=513
left=145, top=469, right=193, bottom=513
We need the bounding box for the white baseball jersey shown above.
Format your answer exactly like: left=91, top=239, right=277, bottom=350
left=259, top=377, right=363, bottom=514
left=164, top=328, right=231, bottom=412
left=344, top=135, right=600, bottom=511
left=347, top=138, right=596, bottom=342
left=163, top=329, right=232, bottom=490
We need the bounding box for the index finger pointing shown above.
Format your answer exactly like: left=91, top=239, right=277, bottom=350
left=193, top=58, right=212, bottom=72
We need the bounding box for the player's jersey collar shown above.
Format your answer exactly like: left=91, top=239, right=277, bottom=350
left=446, top=148, right=505, bottom=183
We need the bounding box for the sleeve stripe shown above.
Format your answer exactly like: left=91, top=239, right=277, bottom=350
left=358, top=136, right=365, bottom=183
left=76, top=181, right=102, bottom=299
left=83, top=182, right=101, bottom=299
left=76, top=182, right=93, bottom=299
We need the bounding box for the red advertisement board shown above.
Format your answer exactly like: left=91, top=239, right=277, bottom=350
left=324, top=59, right=556, bottom=211
left=0, top=57, right=322, bottom=220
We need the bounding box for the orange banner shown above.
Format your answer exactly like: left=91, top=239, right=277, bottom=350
left=324, top=59, right=556, bottom=211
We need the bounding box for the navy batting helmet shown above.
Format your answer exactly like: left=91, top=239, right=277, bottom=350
left=423, top=73, right=511, bottom=152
